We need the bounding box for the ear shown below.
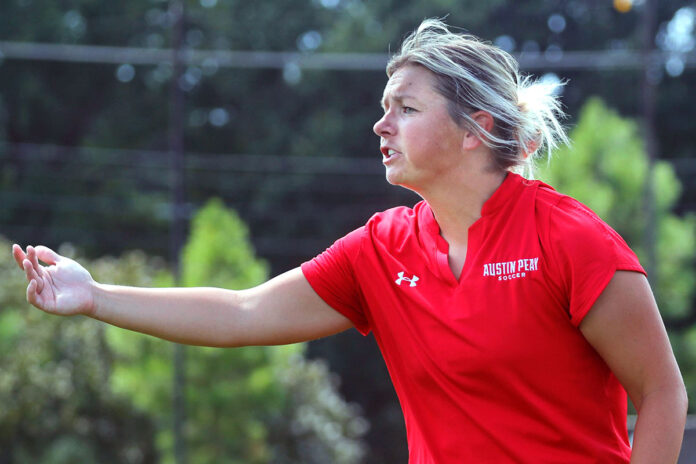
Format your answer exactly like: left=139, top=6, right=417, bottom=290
left=521, top=133, right=541, bottom=159
left=462, top=111, right=494, bottom=150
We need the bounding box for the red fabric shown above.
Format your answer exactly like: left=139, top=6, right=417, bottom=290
left=301, top=173, right=645, bottom=463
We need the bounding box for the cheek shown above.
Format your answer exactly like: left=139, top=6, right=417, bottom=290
left=433, top=122, right=463, bottom=154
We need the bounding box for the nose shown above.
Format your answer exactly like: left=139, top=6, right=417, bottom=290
left=373, top=111, right=394, bottom=137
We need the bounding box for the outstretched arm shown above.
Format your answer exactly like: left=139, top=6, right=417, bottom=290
left=580, top=271, right=688, bottom=464
left=13, top=244, right=353, bottom=347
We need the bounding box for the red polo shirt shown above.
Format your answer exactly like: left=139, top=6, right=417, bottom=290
left=301, top=172, right=645, bottom=463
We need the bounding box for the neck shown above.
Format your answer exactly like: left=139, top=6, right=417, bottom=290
left=422, top=168, right=507, bottom=245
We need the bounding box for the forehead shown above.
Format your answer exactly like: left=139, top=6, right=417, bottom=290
left=381, top=65, right=439, bottom=103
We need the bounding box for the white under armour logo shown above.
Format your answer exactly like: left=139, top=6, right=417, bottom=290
left=395, top=271, right=419, bottom=287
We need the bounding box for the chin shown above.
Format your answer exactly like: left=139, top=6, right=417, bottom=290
left=386, top=175, right=420, bottom=195
left=385, top=171, right=402, bottom=186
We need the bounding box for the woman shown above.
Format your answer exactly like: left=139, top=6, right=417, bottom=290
left=14, top=19, right=686, bottom=463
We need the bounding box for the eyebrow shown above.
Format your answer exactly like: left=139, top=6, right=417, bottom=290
left=380, top=93, right=416, bottom=110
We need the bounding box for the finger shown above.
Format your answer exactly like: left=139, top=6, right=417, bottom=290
left=12, top=244, right=27, bottom=270
left=23, top=259, right=44, bottom=293
left=26, top=247, right=47, bottom=292
left=27, top=279, right=38, bottom=306
left=27, top=279, right=45, bottom=310
left=28, top=247, right=50, bottom=293
left=27, top=246, right=41, bottom=271
left=34, top=246, right=61, bottom=266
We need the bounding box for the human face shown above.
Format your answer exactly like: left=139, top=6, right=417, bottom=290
left=374, top=64, right=467, bottom=192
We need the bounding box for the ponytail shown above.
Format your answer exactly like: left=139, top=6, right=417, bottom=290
left=516, top=75, right=570, bottom=176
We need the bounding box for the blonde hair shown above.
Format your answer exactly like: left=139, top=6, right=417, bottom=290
left=387, top=19, right=569, bottom=175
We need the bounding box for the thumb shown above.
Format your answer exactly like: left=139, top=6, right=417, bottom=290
left=33, top=246, right=62, bottom=266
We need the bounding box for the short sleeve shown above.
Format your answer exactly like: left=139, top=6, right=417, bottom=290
left=543, top=197, right=646, bottom=327
left=301, top=227, right=371, bottom=335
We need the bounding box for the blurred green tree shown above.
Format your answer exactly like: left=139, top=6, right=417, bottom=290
left=0, top=240, right=161, bottom=464
left=535, top=97, right=696, bottom=406
left=105, top=198, right=367, bottom=464
left=0, top=200, right=367, bottom=462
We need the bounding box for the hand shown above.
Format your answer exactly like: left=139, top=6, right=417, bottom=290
left=12, top=244, right=96, bottom=317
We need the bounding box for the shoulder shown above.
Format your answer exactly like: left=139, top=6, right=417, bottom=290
left=367, top=203, right=420, bottom=226
left=532, top=180, right=565, bottom=216
left=327, top=202, right=422, bottom=262
left=533, top=182, right=610, bottom=238
left=539, top=187, right=623, bottom=245
left=533, top=181, right=643, bottom=276
left=364, top=202, right=423, bottom=241
left=495, top=176, right=619, bottom=245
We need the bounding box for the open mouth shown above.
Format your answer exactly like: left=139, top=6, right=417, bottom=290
left=381, top=147, right=400, bottom=158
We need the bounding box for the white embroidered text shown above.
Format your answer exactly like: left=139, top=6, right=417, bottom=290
left=482, top=258, right=539, bottom=281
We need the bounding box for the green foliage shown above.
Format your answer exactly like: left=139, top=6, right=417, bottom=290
left=267, top=354, right=369, bottom=464
left=106, top=198, right=367, bottom=463
left=0, top=200, right=366, bottom=463
left=535, top=98, right=647, bottom=238
left=0, top=240, right=159, bottom=464
left=181, top=198, right=268, bottom=289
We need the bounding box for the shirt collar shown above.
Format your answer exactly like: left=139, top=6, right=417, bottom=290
left=418, top=171, right=527, bottom=238
left=480, top=171, right=526, bottom=217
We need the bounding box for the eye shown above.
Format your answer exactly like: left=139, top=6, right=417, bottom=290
left=402, top=106, right=417, bottom=114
